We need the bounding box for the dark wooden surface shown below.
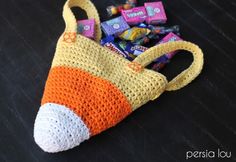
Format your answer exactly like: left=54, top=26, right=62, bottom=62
left=0, top=0, right=236, bottom=161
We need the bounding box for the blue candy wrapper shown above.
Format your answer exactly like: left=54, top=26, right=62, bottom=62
left=101, top=36, right=133, bottom=60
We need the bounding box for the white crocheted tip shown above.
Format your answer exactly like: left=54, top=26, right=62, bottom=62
left=34, top=103, right=90, bottom=153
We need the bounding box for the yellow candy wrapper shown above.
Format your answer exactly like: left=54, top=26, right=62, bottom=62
left=119, top=27, right=151, bottom=41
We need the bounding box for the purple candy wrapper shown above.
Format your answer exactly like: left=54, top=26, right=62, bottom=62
left=101, top=16, right=130, bottom=36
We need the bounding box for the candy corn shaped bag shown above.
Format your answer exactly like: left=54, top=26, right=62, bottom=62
left=33, top=0, right=204, bottom=153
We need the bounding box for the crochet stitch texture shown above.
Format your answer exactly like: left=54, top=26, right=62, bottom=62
left=34, top=0, right=204, bottom=153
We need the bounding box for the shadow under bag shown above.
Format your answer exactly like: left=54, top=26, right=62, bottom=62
left=33, top=0, right=204, bottom=153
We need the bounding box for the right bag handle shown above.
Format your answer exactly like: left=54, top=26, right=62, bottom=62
left=133, top=41, right=204, bottom=91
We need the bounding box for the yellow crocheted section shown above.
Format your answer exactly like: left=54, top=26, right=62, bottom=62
left=49, top=0, right=204, bottom=110
left=52, top=35, right=168, bottom=110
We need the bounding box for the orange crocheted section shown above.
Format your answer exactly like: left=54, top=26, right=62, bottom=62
left=41, top=66, right=132, bottom=136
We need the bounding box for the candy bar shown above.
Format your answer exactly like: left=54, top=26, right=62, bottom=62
left=121, top=7, right=147, bottom=25
left=118, top=41, right=148, bottom=56
left=101, top=36, right=133, bottom=60
left=101, top=16, right=130, bottom=36
left=145, top=2, right=167, bottom=25
left=77, top=19, right=95, bottom=39
left=119, top=27, right=151, bottom=41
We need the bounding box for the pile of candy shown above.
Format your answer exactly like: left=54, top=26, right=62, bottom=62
left=77, top=0, right=183, bottom=71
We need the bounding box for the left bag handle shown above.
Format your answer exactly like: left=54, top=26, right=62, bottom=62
left=63, top=0, right=102, bottom=42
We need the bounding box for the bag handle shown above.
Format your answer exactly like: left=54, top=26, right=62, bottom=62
left=133, top=41, right=204, bottom=91
left=62, top=0, right=102, bottom=42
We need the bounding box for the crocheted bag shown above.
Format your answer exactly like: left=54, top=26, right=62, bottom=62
left=34, top=0, right=204, bottom=153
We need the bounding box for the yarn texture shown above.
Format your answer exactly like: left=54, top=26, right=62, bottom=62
left=34, top=0, right=204, bottom=153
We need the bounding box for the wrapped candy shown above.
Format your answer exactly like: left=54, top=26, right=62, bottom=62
left=156, top=32, right=182, bottom=59
left=121, top=7, right=147, bottom=25
left=106, top=4, right=133, bottom=17
left=101, top=16, right=130, bottom=36
left=137, top=23, right=148, bottom=28
left=152, top=32, right=182, bottom=71
left=126, top=0, right=137, bottom=7
left=145, top=2, right=167, bottom=24
left=77, top=19, right=95, bottom=39
left=106, top=0, right=138, bottom=16
left=132, top=25, right=180, bottom=45
left=118, top=41, right=148, bottom=56
left=119, top=27, right=151, bottom=41
left=101, top=36, right=133, bottom=60
left=133, top=32, right=159, bottom=45
left=148, top=25, right=180, bottom=35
